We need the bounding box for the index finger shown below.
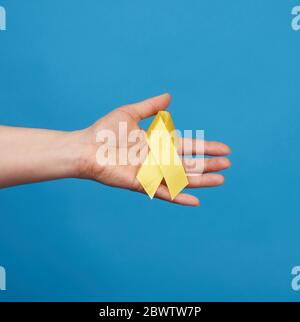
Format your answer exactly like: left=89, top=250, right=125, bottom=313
left=178, top=138, right=231, bottom=156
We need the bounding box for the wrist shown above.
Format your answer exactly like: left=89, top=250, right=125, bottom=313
left=64, top=128, right=98, bottom=180
left=62, top=130, right=89, bottom=179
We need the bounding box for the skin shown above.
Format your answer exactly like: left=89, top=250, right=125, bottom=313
left=0, top=93, right=231, bottom=206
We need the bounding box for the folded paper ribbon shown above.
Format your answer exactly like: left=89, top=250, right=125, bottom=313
left=137, top=111, right=188, bottom=199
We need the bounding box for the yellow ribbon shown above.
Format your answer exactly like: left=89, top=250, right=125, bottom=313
left=137, top=111, right=188, bottom=200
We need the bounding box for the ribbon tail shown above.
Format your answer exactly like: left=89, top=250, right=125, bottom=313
left=136, top=154, right=163, bottom=199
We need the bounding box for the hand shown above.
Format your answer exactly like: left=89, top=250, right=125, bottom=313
left=0, top=94, right=230, bottom=206
left=78, top=94, right=231, bottom=206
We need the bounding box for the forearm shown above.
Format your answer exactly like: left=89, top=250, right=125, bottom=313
left=0, top=126, right=85, bottom=188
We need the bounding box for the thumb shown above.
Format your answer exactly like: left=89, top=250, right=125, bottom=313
left=121, top=93, right=171, bottom=121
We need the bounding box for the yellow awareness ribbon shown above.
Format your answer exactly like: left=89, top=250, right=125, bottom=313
left=137, top=111, right=188, bottom=200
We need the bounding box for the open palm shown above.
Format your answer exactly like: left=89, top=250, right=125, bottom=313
left=82, top=94, right=231, bottom=206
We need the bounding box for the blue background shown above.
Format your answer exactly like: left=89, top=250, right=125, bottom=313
left=0, top=0, right=300, bottom=301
